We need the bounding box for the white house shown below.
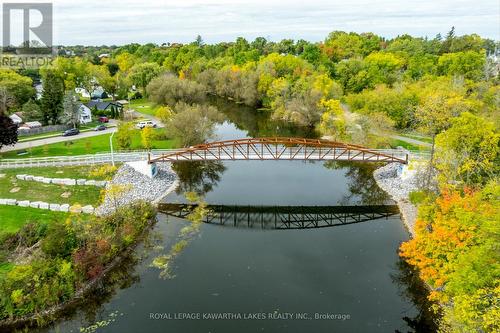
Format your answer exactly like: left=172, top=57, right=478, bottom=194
left=78, top=104, right=92, bottom=124
left=9, top=114, right=23, bottom=125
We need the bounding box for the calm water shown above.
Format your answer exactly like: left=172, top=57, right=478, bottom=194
left=34, top=102, right=435, bottom=333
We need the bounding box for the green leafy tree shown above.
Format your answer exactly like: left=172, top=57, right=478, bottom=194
left=21, top=100, right=42, bottom=121
left=434, top=112, right=499, bottom=187
left=128, top=62, right=162, bottom=95
left=141, top=126, right=154, bottom=150
left=167, top=102, right=219, bottom=146
left=40, top=70, right=65, bottom=124
left=115, top=122, right=134, bottom=149
left=0, top=68, right=34, bottom=109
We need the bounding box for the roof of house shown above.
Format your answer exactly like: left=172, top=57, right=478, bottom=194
left=85, top=101, right=122, bottom=111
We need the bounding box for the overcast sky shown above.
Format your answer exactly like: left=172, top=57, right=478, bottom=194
left=5, top=0, right=500, bottom=45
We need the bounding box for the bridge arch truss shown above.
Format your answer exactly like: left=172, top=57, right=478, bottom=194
left=149, top=137, right=408, bottom=164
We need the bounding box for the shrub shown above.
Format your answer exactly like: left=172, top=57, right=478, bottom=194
left=409, top=190, right=428, bottom=205
left=41, top=222, right=76, bottom=258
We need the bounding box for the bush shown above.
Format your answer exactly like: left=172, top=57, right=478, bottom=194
left=409, top=190, right=428, bottom=205
left=41, top=222, right=76, bottom=258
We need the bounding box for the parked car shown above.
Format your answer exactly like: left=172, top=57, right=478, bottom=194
left=98, top=116, right=109, bottom=123
left=136, top=120, right=157, bottom=129
left=62, top=128, right=79, bottom=136
left=94, top=124, right=107, bottom=131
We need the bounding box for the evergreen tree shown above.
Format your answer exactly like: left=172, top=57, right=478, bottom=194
left=40, top=70, right=64, bottom=124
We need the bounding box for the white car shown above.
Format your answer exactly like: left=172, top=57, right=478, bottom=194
left=136, top=120, right=157, bottom=129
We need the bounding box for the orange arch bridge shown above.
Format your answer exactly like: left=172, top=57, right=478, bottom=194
left=149, top=137, right=408, bottom=164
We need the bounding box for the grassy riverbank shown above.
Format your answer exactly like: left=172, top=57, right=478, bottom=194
left=0, top=201, right=156, bottom=327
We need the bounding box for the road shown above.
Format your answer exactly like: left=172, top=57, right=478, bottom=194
left=0, top=126, right=117, bottom=153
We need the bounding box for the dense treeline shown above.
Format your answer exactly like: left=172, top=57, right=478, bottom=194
left=0, top=29, right=499, bottom=332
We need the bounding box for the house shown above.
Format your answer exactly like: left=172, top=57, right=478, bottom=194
left=91, top=87, right=108, bottom=99
left=78, top=104, right=92, bottom=124
left=9, top=114, right=23, bottom=125
left=75, top=87, right=89, bottom=98
left=85, top=101, right=123, bottom=116
left=34, top=82, right=43, bottom=100
left=21, top=121, right=42, bottom=129
left=75, top=86, right=108, bottom=99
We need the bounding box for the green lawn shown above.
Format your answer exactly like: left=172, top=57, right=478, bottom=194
left=0, top=205, right=69, bottom=236
left=1, top=129, right=177, bottom=158
left=3, top=165, right=112, bottom=180
left=400, top=133, right=433, bottom=144
left=390, top=139, right=430, bottom=151
left=0, top=168, right=103, bottom=206
left=130, top=98, right=161, bottom=116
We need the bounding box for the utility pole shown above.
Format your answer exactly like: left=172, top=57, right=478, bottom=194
left=110, top=130, right=115, bottom=166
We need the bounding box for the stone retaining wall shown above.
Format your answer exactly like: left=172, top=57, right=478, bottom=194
left=16, top=174, right=107, bottom=187
left=0, top=198, right=94, bottom=214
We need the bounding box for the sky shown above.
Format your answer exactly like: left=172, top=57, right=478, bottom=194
left=3, top=0, right=500, bottom=45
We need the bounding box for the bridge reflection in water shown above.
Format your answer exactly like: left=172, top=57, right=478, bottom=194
left=158, top=203, right=400, bottom=230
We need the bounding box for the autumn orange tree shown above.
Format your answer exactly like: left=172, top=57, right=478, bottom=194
left=400, top=181, right=499, bottom=332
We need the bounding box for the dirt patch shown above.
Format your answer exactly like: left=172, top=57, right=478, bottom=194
left=61, top=191, right=72, bottom=198
left=56, top=171, right=64, bottom=174
left=10, top=187, right=21, bottom=193
left=0, top=174, right=6, bottom=178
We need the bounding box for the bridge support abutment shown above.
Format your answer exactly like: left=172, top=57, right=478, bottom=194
left=126, top=160, right=158, bottom=178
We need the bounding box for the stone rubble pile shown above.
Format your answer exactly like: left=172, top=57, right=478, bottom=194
left=95, top=163, right=178, bottom=216
left=15, top=174, right=107, bottom=187
left=0, top=198, right=94, bottom=214
left=373, top=163, right=420, bottom=236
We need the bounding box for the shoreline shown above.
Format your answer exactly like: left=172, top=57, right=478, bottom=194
left=0, top=166, right=179, bottom=331
left=373, top=163, right=418, bottom=237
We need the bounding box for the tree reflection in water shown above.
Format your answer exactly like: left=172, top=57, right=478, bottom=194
left=172, top=161, right=226, bottom=196
left=392, top=258, right=440, bottom=333
left=324, top=161, right=391, bottom=205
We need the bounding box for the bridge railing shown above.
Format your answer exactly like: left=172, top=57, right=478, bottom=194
left=0, top=148, right=430, bottom=168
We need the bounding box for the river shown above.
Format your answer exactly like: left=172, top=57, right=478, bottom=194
left=35, top=101, right=436, bottom=333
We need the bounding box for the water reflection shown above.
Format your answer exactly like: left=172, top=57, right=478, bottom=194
left=392, top=259, right=439, bottom=333
left=324, top=161, right=391, bottom=205
left=158, top=203, right=400, bottom=230
left=172, top=161, right=226, bottom=196
left=210, top=97, right=317, bottom=139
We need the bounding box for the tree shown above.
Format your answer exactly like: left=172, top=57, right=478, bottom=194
left=147, top=74, right=206, bottom=106
left=115, top=122, right=134, bottom=149
left=0, top=112, right=18, bottom=149
left=155, top=106, right=173, bottom=124
left=0, top=69, right=34, bottom=109
left=128, top=62, right=162, bottom=95
left=414, top=92, right=476, bottom=187
left=21, top=100, right=42, bottom=121
left=437, top=51, right=486, bottom=80
left=141, top=126, right=154, bottom=150
left=60, top=91, right=81, bottom=128
left=434, top=112, right=499, bottom=187
left=166, top=102, right=219, bottom=147
left=40, top=70, right=64, bottom=124
left=400, top=182, right=500, bottom=333
left=318, top=99, right=348, bottom=141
